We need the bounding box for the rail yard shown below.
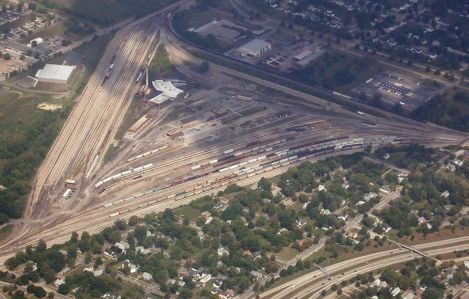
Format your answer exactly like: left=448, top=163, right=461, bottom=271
left=0, top=0, right=468, bottom=277
left=1, top=1, right=469, bottom=298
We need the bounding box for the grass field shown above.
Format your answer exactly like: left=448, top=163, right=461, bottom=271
left=174, top=206, right=201, bottom=222
left=149, top=44, right=173, bottom=78
left=276, top=246, right=300, bottom=260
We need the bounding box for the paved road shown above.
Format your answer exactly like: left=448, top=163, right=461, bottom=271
left=232, top=0, right=469, bottom=91
left=259, top=236, right=469, bottom=299
left=0, top=0, right=467, bottom=272
left=164, top=14, right=468, bottom=147
left=239, top=188, right=402, bottom=299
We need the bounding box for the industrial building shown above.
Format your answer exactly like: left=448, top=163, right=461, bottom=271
left=149, top=80, right=185, bottom=106
left=293, top=47, right=325, bottom=67
left=152, top=80, right=184, bottom=98
left=149, top=94, right=172, bottom=106
left=237, top=39, right=272, bottom=57
left=193, top=19, right=247, bottom=44
left=35, top=64, right=76, bottom=84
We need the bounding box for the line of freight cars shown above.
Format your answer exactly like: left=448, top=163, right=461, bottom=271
left=104, top=138, right=353, bottom=209
left=104, top=138, right=405, bottom=212
left=106, top=136, right=407, bottom=216
left=106, top=143, right=349, bottom=215
left=103, top=135, right=349, bottom=192
left=212, top=136, right=349, bottom=171
left=102, top=135, right=354, bottom=194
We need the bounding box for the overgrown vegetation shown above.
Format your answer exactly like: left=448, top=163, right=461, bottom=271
left=291, top=51, right=380, bottom=90
left=412, top=90, right=469, bottom=132
left=374, top=144, right=437, bottom=169
left=0, top=92, right=68, bottom=223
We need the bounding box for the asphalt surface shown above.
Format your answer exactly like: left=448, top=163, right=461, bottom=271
left=260, top=236, right=469, bottom=299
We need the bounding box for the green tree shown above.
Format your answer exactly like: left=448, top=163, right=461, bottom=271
left=179, top=288, right=192, bottom=299
left=36, top=240, right=47, bottom=252
left=58, top=283, right=70, bottom=295
left=422, top=287, right=444, bottom=299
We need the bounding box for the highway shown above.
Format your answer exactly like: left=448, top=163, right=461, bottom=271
left=238, top=187, right=403, bottom=299
left=0, top=0, right=467, bottom=273
left=259, top=236, right=469, bottom=299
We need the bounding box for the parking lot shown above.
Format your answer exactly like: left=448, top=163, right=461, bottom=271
left=353, top=71, right=442, bottom=111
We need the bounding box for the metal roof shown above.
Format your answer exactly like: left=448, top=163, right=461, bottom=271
left=152, top=80, right=184, bottom=98
left=35, top=64, right=76, bottom=81
left=238, top=39, right=271, bottom=55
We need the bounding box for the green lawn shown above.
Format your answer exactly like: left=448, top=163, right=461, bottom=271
left=149, top=44, right=173, bottom=78
left=174, top=206, right=201, bottom=222
left=276, top=246, right=299, bottom=260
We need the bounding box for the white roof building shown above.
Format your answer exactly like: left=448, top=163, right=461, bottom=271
left=142, top=272, right=153, bottom=281
left=294, top=50, right=314, bottom=61
left=199, top=274, right=212, bottom=285
left=28, top=37, right=43, bottom=47
left=372, top=278, right=381, bottom=287
left=250, top=270, right=263, bottom=281
left=83, top=267, right=103, bottom=277
left=318, top=184, right=327, bottom=192
left=194, top=19, right=246, bottom=43
left=391, top=287, right=401, bottom=297
left=36, top=64, right=76, bottom=84
left=136, top=246, right=151, bottom=255
left=152, top=80, right=184, bottom=98
left=237, top=39, right=271, bottom=57
left=217, top=247, right=229, bottom=257
left=54, top=278, right=65, bottom=287
left=364, top=192, right=378, bottom=201
left=379, top=185, right=391, bottom=194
